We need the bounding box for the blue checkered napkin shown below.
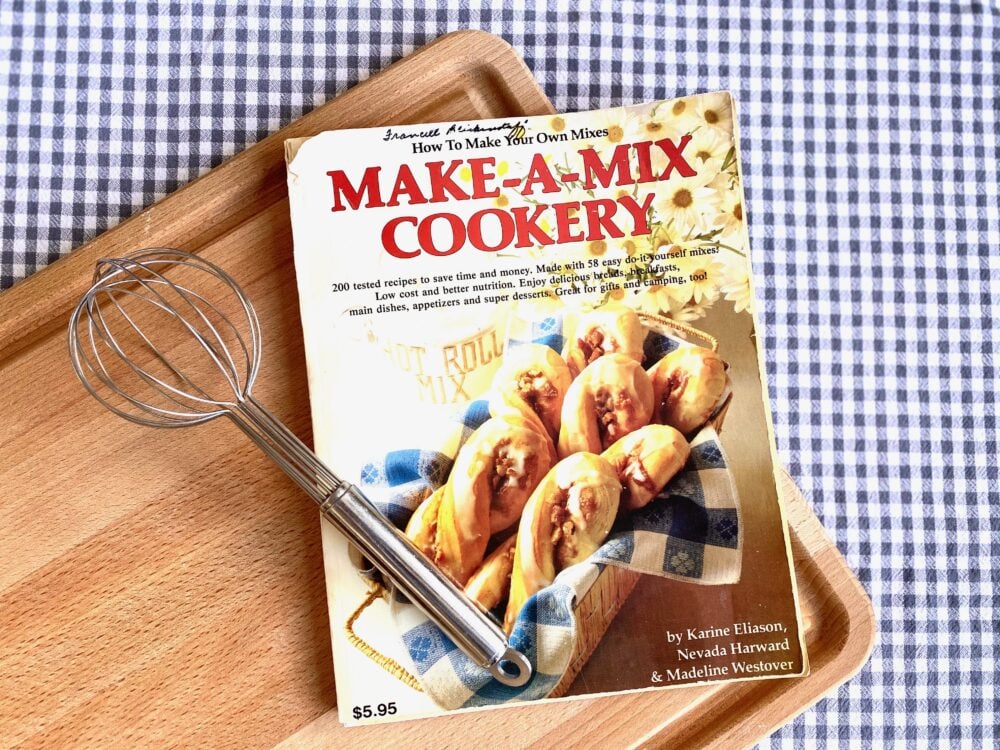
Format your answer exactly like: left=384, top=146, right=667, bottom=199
left=357, top=316, right=742, bottom=708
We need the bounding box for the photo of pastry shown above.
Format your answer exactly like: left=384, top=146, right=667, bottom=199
left=352, top=300, right=746, bottom=708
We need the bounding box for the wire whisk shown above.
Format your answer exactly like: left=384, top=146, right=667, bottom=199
left=68, top=248, right=531, bottom=688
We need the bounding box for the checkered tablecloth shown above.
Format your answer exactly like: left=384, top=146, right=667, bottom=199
left=2, top=3, right=996, bottom=746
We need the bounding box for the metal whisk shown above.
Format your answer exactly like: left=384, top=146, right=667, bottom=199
left=67, top=247, right=531, bottom=688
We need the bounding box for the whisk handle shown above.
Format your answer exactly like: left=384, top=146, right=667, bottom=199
left=319, top=483, right=532, bottom=688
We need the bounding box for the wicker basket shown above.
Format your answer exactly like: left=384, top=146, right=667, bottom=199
left=345, top=312, right=732, bottom=697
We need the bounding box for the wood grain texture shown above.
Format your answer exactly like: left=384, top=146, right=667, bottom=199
left=0, top=30, right=874, bottom=749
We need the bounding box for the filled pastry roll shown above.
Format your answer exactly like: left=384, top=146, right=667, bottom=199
left=648, top=346, right=727, bottom=435
left=504, top=453, right=621, bottom=633
left=562, top=303, right=645, bottom=377
left=489, top=343, right=572, bottom=442
left=407, top=415, right=555, bottom=585
left=558, top=353, right=654, bottom=458
left=404, top=485, right=445, bottom=560
left=602, top=424, right=690, bottom=512
left=464, top=534, right=517, bottom=612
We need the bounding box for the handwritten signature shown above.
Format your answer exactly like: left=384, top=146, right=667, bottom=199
left=383, top=120, right=528, bottom=142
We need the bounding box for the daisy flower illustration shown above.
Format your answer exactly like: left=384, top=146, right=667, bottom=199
left=662, top=96, right=701, bottom=135
left=616, top=231, right=650, bottom=258
left=631, top=284, right=675, bottom=317
left=668, top=297, right=713, bottom=322
left=625, top=108, right=686, bottom=144
left=654, top=171, right=720, bottom=232
left=687, top=126, right=731, bottom=173
left=715, top=250, right=752, bottom=313
left=590, top=107, right=630, bottom=150
left=686, top=258, right=721, bottom=305
left=693, top=92, right=734, bottom=136
left=712, top=188, right=744, bottom=237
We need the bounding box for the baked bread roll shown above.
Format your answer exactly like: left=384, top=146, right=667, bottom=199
left=558, top=353, right=654, bottom=458
left=602, top=424, right=690, bottom=511
left=406, top=415, right=554, bottom=585
left=464, top=534, right=517, bottom=612
left=404, top=486, right=445, bottom=560
left=489, top=344, right=572, bottom=442
left=648, top=346, right=727, bottom=435
left=504, top=453, right=621, bottom=633
left=562, top=304, right=645, bottom=377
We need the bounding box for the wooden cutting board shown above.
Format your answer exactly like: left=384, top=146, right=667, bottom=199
left=0, top=30, right=874, bottom=749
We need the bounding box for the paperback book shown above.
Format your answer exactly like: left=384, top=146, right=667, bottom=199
left=285, top=92, right=808, bottom=725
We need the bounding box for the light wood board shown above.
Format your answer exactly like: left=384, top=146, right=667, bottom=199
left=0, top=30, right=875, bottom=749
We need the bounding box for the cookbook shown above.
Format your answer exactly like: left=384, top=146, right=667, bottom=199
left=285, top=93, right=808, bottom=725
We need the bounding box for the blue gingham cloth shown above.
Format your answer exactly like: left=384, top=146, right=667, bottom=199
left=359, top=320, right=742, bottom=707
left=3, top=3, right=996, bottom=745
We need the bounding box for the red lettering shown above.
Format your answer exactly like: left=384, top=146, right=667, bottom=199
left=584, top=199, right=625, bottom=240
left=520, top=153, right=561, bottom=196
left=386, top=164, right=428, bottom=207
left=631, top=140, right=657, bottom=184
left=619, top=193, right=656, bottom=236
left=654, top=135, right=696, bottom=180
left=579, top=144, right=633, bottom=190
left=381, top=216, right=420, bottom=258
left=552, top=201, right=584, bottom=243
left=426, top=160, right=470, bottom=202
left=468, top=158, right=500, bottom=199
left=417, top=213, right=465, bottom=256
left=328, top=166, right=383, bottom=212
left=467, top=208, right=515, bottom=252
left=511, top=205, right=555, bottom=247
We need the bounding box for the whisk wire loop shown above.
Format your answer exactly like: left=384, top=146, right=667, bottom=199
left=69, top=249, right=263, bottom=427
left=66, top=247, right=533, bottom=689
left=100, top=257, right=245, bottom=399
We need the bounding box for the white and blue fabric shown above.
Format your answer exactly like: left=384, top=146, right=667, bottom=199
left=3, top=2, right=996, bottom=744
left=359, top=320, right=742, bottom=707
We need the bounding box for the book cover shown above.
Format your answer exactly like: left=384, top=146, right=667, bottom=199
left=285, top=93, right=808, bottom=725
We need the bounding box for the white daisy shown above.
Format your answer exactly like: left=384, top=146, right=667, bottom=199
left=687, top=126, right=732, bottom=175
left=668, top=298, right=712, bottom=322
left=654, top=171, right=721, bottom=233
left=615, top=229, right=651, bottom=259
left=712, top=188, right=745, bottom=237
left=659, top=96, right=701, bottom=135
left=692, top=92, right=734, bottom=136
left=625, top=108, right=687, bottom=145
left=631, top=284, right=675, bottom=317
left=590, top=107, right=630, bottom=150
left=715, top=251, right=753, bottom=313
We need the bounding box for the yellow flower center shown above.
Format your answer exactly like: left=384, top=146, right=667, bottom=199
left=696, top=149, right=711, bottom=161
left=587, top=240, right=607, bottom=257
left=671, top=101, right=686, bottom=116
left=672, top=188, right=693, bottom=208
left=495, top=194, right=510, bottom=208
left=622, top=239, right=637, bottom=256
left=607, top=124, right=623, bottom=143
left=704, top=109, right=719, bottom=124
left=550, top=116, right=566, bottom=132
left=733, top=202, right=743, bottom=221
left=644, top=121, right=664, bottom=134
